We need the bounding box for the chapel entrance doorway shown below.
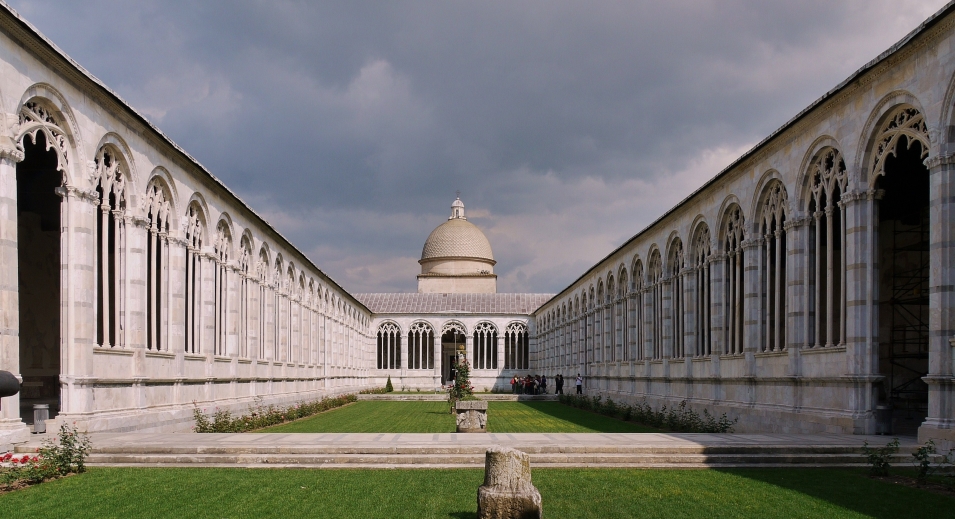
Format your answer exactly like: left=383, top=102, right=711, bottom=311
left=16, top=131, right=63, bottom=425
left=441, top=329, right=465, bottom=384
left=877, top=134, right=930, bottom=435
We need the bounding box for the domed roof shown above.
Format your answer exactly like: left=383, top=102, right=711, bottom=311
left=421, top=218, right=494, bottom=262
left=420, top=197, right=494, bottom=262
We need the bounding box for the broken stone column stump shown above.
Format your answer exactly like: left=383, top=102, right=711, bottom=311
left=455, top=400, right=488, bottom=433
left=477, top=446, right=542, bottom=519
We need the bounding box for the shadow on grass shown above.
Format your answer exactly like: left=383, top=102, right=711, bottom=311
left=717, top=467, right=955, bottom=517
left=500, top=401, right=659, bottom=433
left=448, top=512, right=476, bottom=519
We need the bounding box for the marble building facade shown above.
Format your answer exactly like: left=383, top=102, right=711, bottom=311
left=0, top=1, right=954, bottom=449
left=0, top=5, right=373, bottom=447
left=532, top=5, right=955, bottom=443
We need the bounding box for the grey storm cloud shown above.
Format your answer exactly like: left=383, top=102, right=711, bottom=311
left=7, top=0, right=949, bottom=293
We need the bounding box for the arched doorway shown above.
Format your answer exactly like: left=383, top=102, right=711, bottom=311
left=16, top=130, right=63, bottom=425
left=876, top=120, right=931, bottom=435
left=441, top=323, right=466, bottom=384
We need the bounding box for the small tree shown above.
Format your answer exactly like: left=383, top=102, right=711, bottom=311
left=447, top=358, right=474, bottom=413
left=385, top=375, right=394, bottom=393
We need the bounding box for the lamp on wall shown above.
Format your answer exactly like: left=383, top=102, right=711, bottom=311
left=0, top=370, right=20, bottom=412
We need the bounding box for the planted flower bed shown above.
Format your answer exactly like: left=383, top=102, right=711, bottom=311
left=559, top=394, right=737, bottom=433
left=0, top=422, right=92, bottom=492
left=193, top=394, right=358, bottom=433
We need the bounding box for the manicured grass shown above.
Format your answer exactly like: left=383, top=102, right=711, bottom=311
left=1, top=467, right=952, bottom=518
left=256, top=401, right=656, bottom=433
left=488, top=401, right=657, bottom=433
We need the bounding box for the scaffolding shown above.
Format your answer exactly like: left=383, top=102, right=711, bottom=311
left=885, top=207, right=929, bottom=415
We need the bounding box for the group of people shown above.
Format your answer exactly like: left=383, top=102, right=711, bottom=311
left=510, top=373, right=583, bottom=395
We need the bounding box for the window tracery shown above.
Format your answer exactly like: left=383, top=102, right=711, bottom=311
left=94, top=147, right=127, bottom=349
left=505, top=322, right=529, bottom=370
left=668, top=239, right=685, bottom=358
left=870, top=107, right=930, bottom=180
left=648, top=250, right=664, bottom=359
left=407, top=321, right=434, bottom=370
left=183, top=203, right=205, bottom=354
left=18, top=101, right=69, bottom=171
left=807, top=149, right=847, bottom=348
left=377, top=322, right=401, bottom=369
left=213, top=221, right=232, bottom=356
left=472, top=321, right=498, bottom=370
left=759, top=181, right=789, bottom=352
left=692, top=225, right=712, bottom=356
left=632, top=260, right=645, bottom=360
left=144, top=179, right=170, bottom=351
left=722, top=205, right=745, bottom=354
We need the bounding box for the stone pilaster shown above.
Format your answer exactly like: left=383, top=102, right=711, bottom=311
left=709, top=253, right=727, bottom=355
left=920, top=154, right=955, bottom=444
left=0, top=138, right=28, bottom=445
left=842, top=189, right=880, bottom=432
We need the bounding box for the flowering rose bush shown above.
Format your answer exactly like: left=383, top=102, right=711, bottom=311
left=0, top=422, right=92, bottom=491
left=446, top=359, right=475, bottom=413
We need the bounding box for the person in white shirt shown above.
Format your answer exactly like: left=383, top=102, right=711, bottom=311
left=575, top=374, right=583, bottom=395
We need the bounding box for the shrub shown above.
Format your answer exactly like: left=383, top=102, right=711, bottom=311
left=559, top=395, right=737, bottom=433
left=1, top=422, right=92, bottom=491
left=862, top=438, right=900, bottom=477
left=447, top=359, right=474, bottom=412
left=193, top=394, right=357, bottom=433
left=359, top=387, right=390, bottom=395
left=385, top=376, right=394, bottom=393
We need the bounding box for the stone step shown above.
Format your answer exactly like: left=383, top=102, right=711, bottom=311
left=79, top=450, right=903, bottom=468
left=357, top=394, right=559, bottom=401
left=30, top=444, right=882, bottom=456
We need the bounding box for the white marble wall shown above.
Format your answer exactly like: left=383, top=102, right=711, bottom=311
left=0, top=9, right=373, bottom=438
left=533, top=13, right=955, bottom=440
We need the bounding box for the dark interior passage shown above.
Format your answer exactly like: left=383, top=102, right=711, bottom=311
left=16, top=131, right=62, bottom=424
left=877, top=135, right=930, bottom=435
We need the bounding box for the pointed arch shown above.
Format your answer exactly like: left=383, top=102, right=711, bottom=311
left=144, top=175, right=173, bottom=352
left=407, top=320, right=434, bottom=370
left=472, top=321, right=498, bottom=370
left=647, top=247, right=664, bottom=359
left=755, top=180, right=789, bottom=352
left=690, top=220, right=712, bottom=356
left=90, top=142, right=129, bottom=349
left=720, top=202, right=746, bottom=354
left=504, top=321, right=529, bottom=370
left=212, top=217, right=234, bottom=356
left=804, top=147, right=848, bottom=350
left=667, top=235, right=686, bottom=358
left=859, top=95, right=931, bottom=187
left=377, top=321, right=402, bottom=369
left=16, top=84, right=83, bottom=184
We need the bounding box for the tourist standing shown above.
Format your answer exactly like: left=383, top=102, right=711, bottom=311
left=541, top=375, right=547, bottom=394
left=555, top=374, right=564, bottom=395
left=575, top=373, right=583, bottom=394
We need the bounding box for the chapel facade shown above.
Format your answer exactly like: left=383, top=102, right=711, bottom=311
left=1, top=2, right=955, bottom=449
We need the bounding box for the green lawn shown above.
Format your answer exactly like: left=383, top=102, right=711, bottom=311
left=257, top=401, right=657, bottom=433
left=1, top=467, right=951, bottom=518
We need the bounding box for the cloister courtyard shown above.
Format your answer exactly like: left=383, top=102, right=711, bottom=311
left=1, top=398, right=954, bottom=518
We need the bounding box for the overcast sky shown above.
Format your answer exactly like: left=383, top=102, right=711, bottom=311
left=8, top=0, right=949, bottom=294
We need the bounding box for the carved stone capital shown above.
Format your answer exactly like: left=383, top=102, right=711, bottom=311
left=924, top=153, right=955, bottom=169
left=0, top=136, right=24, bottom=163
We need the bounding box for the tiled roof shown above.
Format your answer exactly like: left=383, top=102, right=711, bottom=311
left=354, top=293, right=554, bottom=315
